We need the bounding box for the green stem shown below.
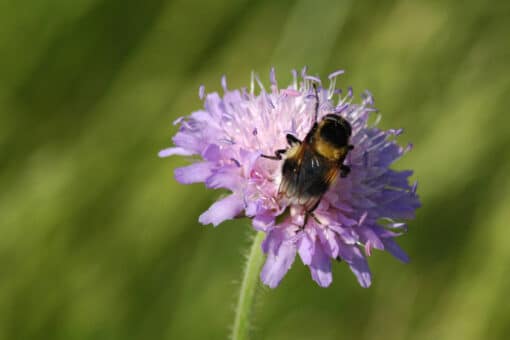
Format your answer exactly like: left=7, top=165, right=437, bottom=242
left=231, top=231, right=265, bottom=340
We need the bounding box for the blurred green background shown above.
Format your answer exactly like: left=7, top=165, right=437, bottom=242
left=1, top=0, right=509, bottom=339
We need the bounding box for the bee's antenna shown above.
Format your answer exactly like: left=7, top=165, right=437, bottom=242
left=313, top=83, right=319, bottom=122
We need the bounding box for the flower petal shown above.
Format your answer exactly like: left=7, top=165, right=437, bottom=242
left=172, top=131, right=204, bottom=154
left=382, top=238, right=409, bottom=263
left=202, top=143, right=222, bottom=161
left=239, top=148, right=262, bottom=176
left=357, top=226, right=384, bottom=250
left=158, top=147, right=195, bottom=158
left=329, top=224, right=358, bottom=245
left=298, top=233, right=314, bottom=265
left=174, top=162, right=213, bottom=184
left=309, top=240, right=332, bottom=287
left=198, top=194, right=244, bottom=227
left=252, top=212, right=275, bottom=231
left=338, top=245, right=372, bottom=288
left=317, top=227, right=340, bottom=258
left=205, top=166, right=241, bottom=191
left=260, top=238, right=297, bottom=288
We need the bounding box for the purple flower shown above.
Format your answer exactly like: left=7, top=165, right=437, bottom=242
left=160, top=68, right=420, bottom=288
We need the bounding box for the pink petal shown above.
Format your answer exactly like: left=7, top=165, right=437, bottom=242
left=174, top=162, right=213, bottom=184
left=205, top=167, right=242, bottom=191
left=357, top=226, right=384, bottom=250
left=260, top=240, right=297, bottom=289
left=309, top=240, right=332, bottom=287
left=198, top=194, right=244, bottom=227
left=158, top=147, right=195, bottom=158
left=298, top=233, right=314, bottom=265
left=317, top=227, right=340, bottom=258
left=252, top=213, right=275, bottom=231
left=338, top=245, right=372, bottom=288
left=239, top=148, right=261, bottom=176
left=202, top=144, right=222, bottom=161
left=382, top=238, right=409, bottom=263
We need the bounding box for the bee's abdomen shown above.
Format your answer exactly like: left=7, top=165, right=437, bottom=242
left=279, top=151, right=338, bottom=212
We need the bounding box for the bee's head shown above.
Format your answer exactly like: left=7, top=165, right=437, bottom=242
left=317, top=114, right=352, bottom=147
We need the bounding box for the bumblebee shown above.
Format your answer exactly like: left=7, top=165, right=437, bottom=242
left=262, top=85, right=354, bottom=220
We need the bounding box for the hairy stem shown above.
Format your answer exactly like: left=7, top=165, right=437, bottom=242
left=232, top=231, right=265, bottom=340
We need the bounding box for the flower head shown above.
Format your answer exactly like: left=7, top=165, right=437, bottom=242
left=160, top=68, right=420, bottom=288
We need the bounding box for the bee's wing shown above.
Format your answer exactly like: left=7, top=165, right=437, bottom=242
left=296, top=150, right=339, bottom=211
left=279, top=144, right=339, bottom=211
left=278, top=143, right=307, bottom=200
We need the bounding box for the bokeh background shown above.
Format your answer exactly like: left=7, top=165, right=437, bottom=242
left=1, top=0, right=510, bottom=339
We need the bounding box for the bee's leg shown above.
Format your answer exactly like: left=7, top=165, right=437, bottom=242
left=286, top=134, right=301, bottom=146
left=348, top=144, right=354, bottom=150
left=300, top=199, right=323, bottom=229
left=300, top=213, right=309, bottom=231
left=261, top=149, right=287, bottom=160
left=300, top=213, right=321, bottom=229
left=340, top=164, right=351, bottom=178
left=299, top=212, right=323, bottom=231
left=309, top=212, right=322, bottom=224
